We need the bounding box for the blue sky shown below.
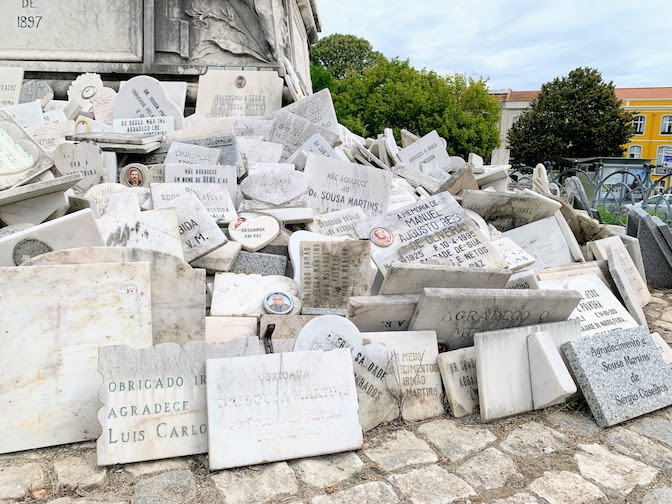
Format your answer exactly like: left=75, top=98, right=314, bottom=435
left=316, top=0, right=672, bottom=91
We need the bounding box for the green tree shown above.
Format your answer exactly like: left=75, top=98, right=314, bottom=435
left=310, top=34, right=385, bottom=80
left=508, top=67, right=634, bottom=168
left=333, top=58, right=500, bottom=158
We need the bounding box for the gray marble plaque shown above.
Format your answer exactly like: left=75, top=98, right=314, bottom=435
left=347, top=294, right=420, bottom=332
left=562, top=326, right=672, bottom=427
left=410, top=288, right=581, bottom=350
left=206, top=349, right=363, bottom=469
left=268, top=110, right=340, bottom=161
left=278, top=89, right=339, bottom=133
left=164, top=142, right=221, bottom=165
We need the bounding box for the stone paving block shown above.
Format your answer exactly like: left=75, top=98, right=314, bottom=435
left=309, top=481, right=399, bottom=504
left=543, top=407, right=601, bottom=436
left=289, top=453, right=364, bottom=488
left=456, top=447, right=522, bottom=490
left=124, top=458, right=190, bottom=478
left=487, top=493, right=540, bottom=504
left=529, top=470, right=606, bottom=504
left=0, top=463, right=45, bottom=500
left=500, top=421, right=566, bottom=457
left=363, top=430, right=438, bottom=471
left=53, top=455, right=107, bottom=489
left=133, top=469, right=197, bottom=504
left=607, top=427, right=672, bottom=469
left=417, top=419, right=496, bottom=462
left=630, top=417, right=672, bottom=448
left=575, top=444, right=658, bottom=496
left=643, top=487, right=672, bottom=504
left=211, top=462, right=298, bottom=504
left=387, top=465, right=476, bottom=504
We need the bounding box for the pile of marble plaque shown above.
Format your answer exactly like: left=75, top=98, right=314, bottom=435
left=2, top=66, right=672, bottom=471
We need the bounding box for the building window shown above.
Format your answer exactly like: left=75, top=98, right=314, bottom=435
left=633, top=115, right=645, bottom=134
left=628, top=145, right=642, bottom=158
left=662, top=115, right=672, bottom=135
left=512, top=115, right=519, bottom=124
left=659, top=145, right=671, bottom=165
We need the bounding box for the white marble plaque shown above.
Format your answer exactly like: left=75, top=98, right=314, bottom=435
left=268, top=111, right=340, bottom=161
left=397, top=130, right=451, bottom=175
left=0, top=66, right=23, bottom=107
left=164, top=164, right=237, bottom=199
left=151, top=183, right=237, bottom=225
left=112, top=116, right=175, bottom=136
left=347, top=294, right=420, bottom=332
left=2, top=100, right=43, bottom=127
left=113, top=76, right=184, bottom=129
left=538, top=273, right=639, bottom=337
left=306, top=207, right=367, bottom=239
left=52, top=141, right=105, bottom=194
left=164, top=142, right=221, bottom=165
left=210, top=273, right=300, bottom=317
left=97, top=340, right=259, bottom=465
left=25, top=121, right=75, bottom=152
left=503, top=215, right=577, bottom=269
left=354, top=192, right=507, bottom=276
left=304, top=154, right=392, bottom=217
left=0, top=262, right=152, bottom=454
left=491, top=237, right=536, bottom=271
left=206, top=349, right=363, bottom=470
left=279, top=89, right=339, bottom=133
left=241, top=171, right=309, bottom=206
left=195, top=69, right=283, bottom=119
left=437, top=347, right=479, bottom=418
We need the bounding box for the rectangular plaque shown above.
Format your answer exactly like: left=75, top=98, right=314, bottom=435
left=206, top=349, right=363, bottom=470
left=0, top=0, right=143, bottom=62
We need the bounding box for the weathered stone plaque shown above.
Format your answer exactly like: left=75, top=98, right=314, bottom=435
left=293, top=316, right=400, bottom=431
left=347, top=294, right=420, bottom=332
left=164, top=142, right=221, bottom=165
left=241, top=171, right=309, bottom=206
left=151, top=182, right=237, bottom=225
left=397, top=130, right=451, bottom=176
left=113, top=116, right=175, bottom=136
left=306, top=207, right=367, bottom=239
left=269, top=111, right=340, bottom=161
left=0, top=262, right=152, bottom=454
left=503, top=215, right=579, bottom=269
left=562, top=326, right=672, bottom=427
left=538, top=273, right=639, bottom=337
left=52, top=141, right=105, bottom=194
left=210, top=273, right=299, bottom=317
left=437, top=347, right=479, bottom=418
left=364, top=331, right=444, bottom=422
left=279, top=89, right=339, bottom=133
left=0, top=66, right=23, bottom=106
left=300, top=240, right=371, bottom=309
left=410, top=288, right=581, bottom=350
left=206, top=349, right=363, bottom=470
left=354, top=192, right=507, bottom=276
left=97, top=340, right=260, bottom=465
left=164, top=164, right=236, bottom=196
left=113, top=76, right=184, bottom=129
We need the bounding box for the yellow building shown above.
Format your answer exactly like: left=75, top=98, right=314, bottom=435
left=618, top=88, right=672, bottom=178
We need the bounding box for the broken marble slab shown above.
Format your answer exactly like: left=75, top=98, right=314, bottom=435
left=562, top=326, right=672, bottom=427
left=0, top=209, right=103, bottom=266
left=210, top=273, right=300, bottom=317
left=156, top=192, right=227, bottom=262
left=150, top=183, right=237, bottom=225
left=490, top=237, right=536, bottom=271
left=304, top=154, right=392, bottom=217
left=347, top=294, right=420, bottom=332
left=207, top=349, right=362, bottom=470
left=0, top=223, right=33, bottom=238
left=651, top=332, right=672, bottom=368
left=97, top=208, right=184, bottom=260
left=0, top=262, right=153, bottom=454
left=387, top=177, right=420, bottom=211
left=229, top=250, right=287, bottom=276
left=538, top=272, right=638, bottom=337
left=205, top=316, right=257, bottom=343
left=52, top=141, right=106, bottom=194
left=190, top=241, right=242, bottom=273
left=0, top=110, right=54, bottom=190
left=437, top=347, right=479, bottom=418
left=364, top=330, right=444, bottom=422
left=300, top=240, right=372, bottom=309
left=22, top=247, right=206, bottom=345
left=505, top=270, right=540, bottom=290
left=97, top=340, right=260, bottom=465
left=0, top=173, right=81, bottom=225
left=259, top=314, right=317, bottom=352
left=378, top=263, right=511, bottom=295
left=619, top=234, right=647, bottom=285
left=25, top=121, right=76, bottom=153
left=276, top=89, right=339, bottom=134
left=461, top=190, right=562, bottom=232
left=268, top=110, right=340, bottom=161
left=607, top=246, right=648, bottom=327
left=294, top=316, right=400, bottom=431
left=397, top=130, right=451, bottom=176
left=535, top=260, right=615, bottom=293
left=306, top=207, right=367, bottom=239
left=3, top=100, right=43, bottom=127
left=235, top=201, right=317, bottom=224
left=98, top=192, right=141, bottom=218
left=391, top=162, right=446, bottom=194
left=410, top=287, right=581, bottom=350
left=354, top=192, right=507, bottom=276
left=237, top=137, right=283, bottom=175
left=241, top=170, right=309, bottom=206
left=85, top=183, right=151, bottom=216
left=286, top=133, right=340, bottom=170
left=528, top=331, right=577, bottom=409
left=476, top=319, right=582, bottom=422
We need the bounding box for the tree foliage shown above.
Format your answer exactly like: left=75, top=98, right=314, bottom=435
left=332, top=58, right=500, bottom=159
left=508, top=67, right=635, bottom=168
left=310, top=34, right=384, bottom=80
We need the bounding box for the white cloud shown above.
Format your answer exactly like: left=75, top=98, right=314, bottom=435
left=317, top=0, right=672, bottom=90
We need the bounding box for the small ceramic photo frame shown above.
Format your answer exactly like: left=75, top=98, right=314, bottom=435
left=120, top=163, right=149, bottom=188
left=370, top=226, right=394, bottom=247
left=264, top=292, right=293, bottom=315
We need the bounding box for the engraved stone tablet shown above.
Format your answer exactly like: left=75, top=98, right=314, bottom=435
left=206, top=349, right=363, bottom=470
left=164, top=142, right=221, bottom=165
left=164, top=164, right=237, bottom=200
left=354, top=192, right=507, bottom=276
left=562, top=326, right=672, bottom=427
left=306, top=207, right=367, bottom=239
left=347, top=294, right=420, bottom=333
left=300, top=240, right=372, bottom=309
left=294, top=316, right=400, bottom=431
left=112, top=116, right=175, bottom=136
left=228, top=213, right=280, bottom=252
left=437, top=347, right=479, bottom=418
left=0, top=66, right=23, bottom=107
left=241, top=171, right=309, bottom=206
left=0, top=262, right=152, bottom=454
left=113, top=76, right=184, bottom=129
left=4, top=100, right=43, bottom=127
left=397, top=130, right=451, bottom=175
left=210, top=273, right=300, bottom=317
left=52, top=141, right=105, bottom=194
left=97, top=340, right=260, bottom=465
left=278, top=89, right=339, bottom=133
left=304, top=154, right=392, bottom=218
left=268, top=111, right=340, bottom=161
left=410, top=288, right=582, bottom=350
left=150, top=183, right=237, bottom=225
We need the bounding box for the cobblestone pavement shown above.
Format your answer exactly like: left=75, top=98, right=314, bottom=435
left=2, top=290, right=672, bottom=504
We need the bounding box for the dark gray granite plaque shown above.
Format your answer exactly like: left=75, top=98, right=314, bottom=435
left=562, top=326, right=672, bottom=427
